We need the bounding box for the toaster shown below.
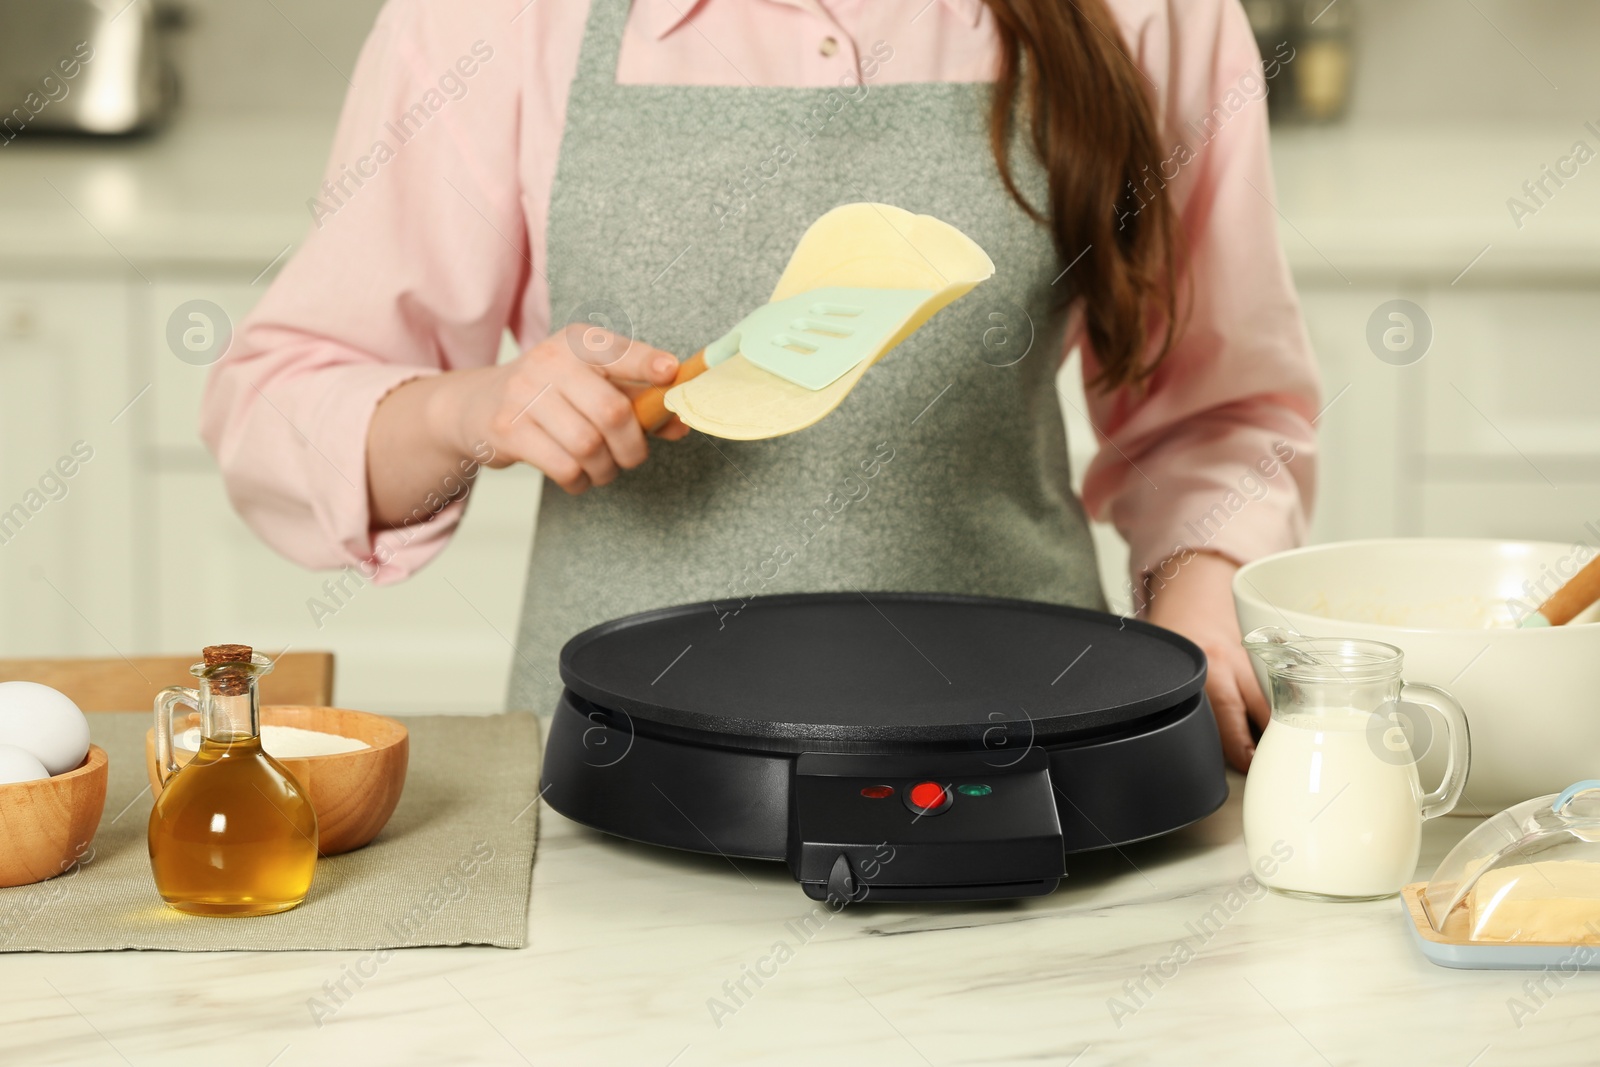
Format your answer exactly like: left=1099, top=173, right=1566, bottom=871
left=0, top=0, right=177, bottom=138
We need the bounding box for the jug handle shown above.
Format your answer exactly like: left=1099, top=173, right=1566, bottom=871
left=1404, top=682, right=1471, bottom=820
left=154, top=686, right=201, bottom=786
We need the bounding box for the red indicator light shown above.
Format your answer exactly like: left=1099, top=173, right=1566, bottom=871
left=860, top=784, right=894, bottom=799
left=909, top=781, right=948, bottom=810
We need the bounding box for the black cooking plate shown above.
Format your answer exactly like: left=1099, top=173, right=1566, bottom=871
left=545, top=592, right=1225, bottom=903
left=560, top=591, right=1206, bottom=747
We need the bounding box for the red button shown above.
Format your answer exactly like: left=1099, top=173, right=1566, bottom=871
left=909, top=781, right=947, bottom=810
left=860, top=784, right=894, bottom=799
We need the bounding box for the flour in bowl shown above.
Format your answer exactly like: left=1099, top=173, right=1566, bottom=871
left=175, top=724, right=370, bottom=756
left=1302, top=591, right=1515, bottom=629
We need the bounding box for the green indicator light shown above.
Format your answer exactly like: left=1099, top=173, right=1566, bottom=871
left=956, top=784, right=992, bottom=797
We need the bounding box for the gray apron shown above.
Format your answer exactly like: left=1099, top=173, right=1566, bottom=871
left=509, top=0, right=1104, bottom=709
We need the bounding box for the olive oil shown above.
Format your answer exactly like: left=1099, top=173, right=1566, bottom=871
left=148, top=734, right=317, bottom=916
left=149, top=644, right=318, bottom=916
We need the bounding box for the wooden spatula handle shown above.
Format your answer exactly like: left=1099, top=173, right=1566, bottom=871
left=633, top=349, right=708, bottom=432
left=1537, top=554, right=1600, bottom=626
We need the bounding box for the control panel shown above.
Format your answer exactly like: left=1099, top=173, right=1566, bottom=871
left=788, top=748, right=1064, bottom=902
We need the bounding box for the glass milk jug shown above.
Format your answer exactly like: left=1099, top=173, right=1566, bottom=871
left=148, top=644, right=318, bottom=916
left=1241, top=627, right=1470, bottom=901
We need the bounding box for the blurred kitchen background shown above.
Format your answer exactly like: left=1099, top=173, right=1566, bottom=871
left=0, top=0, right=1596, bottom=712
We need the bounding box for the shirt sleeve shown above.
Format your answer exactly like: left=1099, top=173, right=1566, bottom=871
left=1078, top=0, right=1321, bottom=593
left=201, top=0, right=534, bottom=583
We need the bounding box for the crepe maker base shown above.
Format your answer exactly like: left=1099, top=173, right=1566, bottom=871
left=541, top=592, right=1227, bottom=903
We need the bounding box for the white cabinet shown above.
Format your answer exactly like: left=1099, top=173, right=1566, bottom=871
left=1294, top=283, right=1600, bottom=544
left=0, top=280, right=139, bottom=656
left=1296, top=287, right=1412, bottom=543
left=1418, top=290, right=1600, bottom=460
left=146, top=280, right=264, bottom=454
left=1412, top=288, right=1600, bottom=540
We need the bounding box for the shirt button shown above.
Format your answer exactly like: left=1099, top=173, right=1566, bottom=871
left=819, top=36, right=839, bottom=57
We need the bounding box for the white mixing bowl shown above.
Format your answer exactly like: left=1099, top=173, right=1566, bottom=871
left=1233, top=539, right=1600, bottom=812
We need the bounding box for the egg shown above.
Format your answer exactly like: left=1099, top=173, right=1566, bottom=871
left=0, top=743, right=49, bottom=785
left=0, top=681, right=90, bottom=775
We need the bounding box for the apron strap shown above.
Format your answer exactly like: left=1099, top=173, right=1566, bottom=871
left=572, top=0, right=633, bottom=89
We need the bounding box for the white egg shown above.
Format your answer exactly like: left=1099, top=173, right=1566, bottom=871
left=0, top=681, right=90, bottom=775
left=0, top=743, right=49, bottom=785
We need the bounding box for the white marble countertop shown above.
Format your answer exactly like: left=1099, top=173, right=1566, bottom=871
left=4, top=115, right=1600, bottom=287
left=3, top=754, right=1597, bottom=1067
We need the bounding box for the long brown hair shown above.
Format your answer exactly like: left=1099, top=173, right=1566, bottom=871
left=982, top=0, right=1182, bottom=391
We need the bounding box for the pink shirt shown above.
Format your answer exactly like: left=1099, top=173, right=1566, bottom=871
left=203, top=0, right=1319, bottom=595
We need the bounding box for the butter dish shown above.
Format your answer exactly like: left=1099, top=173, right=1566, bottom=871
left=1403, top=780, right=1600, bottom=969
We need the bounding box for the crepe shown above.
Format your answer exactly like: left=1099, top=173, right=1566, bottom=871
left=663, top=203, right=995, bottom=440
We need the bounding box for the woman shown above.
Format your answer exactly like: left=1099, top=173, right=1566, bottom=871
left=203, top=0, right=1318, bottom=772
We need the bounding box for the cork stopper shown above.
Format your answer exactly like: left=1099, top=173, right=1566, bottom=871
left=203, top=644, right=255, bottom=696
left=203, top=643, right=253, bottom=667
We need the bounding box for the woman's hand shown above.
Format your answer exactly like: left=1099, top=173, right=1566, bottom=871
left=446, top=324, right=690, bottom=493
left=1145, top=550, right=1267, bottom=773
left=367, top=326, right=690, bottom=528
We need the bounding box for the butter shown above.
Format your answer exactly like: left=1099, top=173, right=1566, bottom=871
left=1468, top=860, right=1600, bottom=943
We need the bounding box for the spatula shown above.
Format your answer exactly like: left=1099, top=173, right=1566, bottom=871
left=632, top=203, right=994, bottom=441
left=633, top=285, right=934, bottom=426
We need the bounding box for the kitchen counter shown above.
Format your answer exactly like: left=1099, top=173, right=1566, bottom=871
left=1269, top=122, right=1600, bottom=284
left=0, top=116, right=328, bottom=273
left=5, top=115, right=1600, bottom=285
left=3, top=746, right=1595, bottom=1067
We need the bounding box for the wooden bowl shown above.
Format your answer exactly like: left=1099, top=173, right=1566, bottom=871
left=145, top=706, right=408, bottom=856
left=0, top=745, right=108, bottom=888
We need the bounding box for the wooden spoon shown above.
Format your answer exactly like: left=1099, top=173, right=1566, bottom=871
left=1520, top=554, right=1600, bottom=627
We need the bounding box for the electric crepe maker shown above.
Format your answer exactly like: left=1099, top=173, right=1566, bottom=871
left=540, top=592, right=1226, bottom=902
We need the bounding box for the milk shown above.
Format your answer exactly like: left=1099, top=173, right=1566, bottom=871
left=1243, top=708, right=1423, bottom=899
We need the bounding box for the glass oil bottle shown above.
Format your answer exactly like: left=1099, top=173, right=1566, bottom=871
left=148, top=644, right=318, bottom=916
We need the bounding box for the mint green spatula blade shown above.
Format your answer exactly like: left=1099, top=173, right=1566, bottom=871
left=704, top=286, right=936, bottom=392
